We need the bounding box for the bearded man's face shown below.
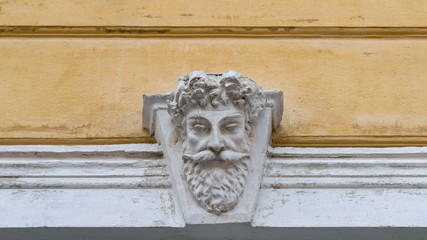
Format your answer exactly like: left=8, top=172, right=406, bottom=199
left=182, top=104, right=251, bottom=215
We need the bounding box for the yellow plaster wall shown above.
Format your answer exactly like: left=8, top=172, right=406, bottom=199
left=0, top=0, right=427, bottom=27
left=0, top=0, right=426, bottom=146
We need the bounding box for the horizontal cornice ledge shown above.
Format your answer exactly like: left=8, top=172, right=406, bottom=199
left=0, top=144, right=168, bottom=189
left=1, top=144, right=427, bottom=228
left=2, top=26, right=427, bottom=39
left=264, top=146, right=427, bottom=189
left=1, top=145, right=426, bottom=190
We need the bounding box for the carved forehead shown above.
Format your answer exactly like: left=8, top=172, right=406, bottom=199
left=186, top=105, right=245, bottom=124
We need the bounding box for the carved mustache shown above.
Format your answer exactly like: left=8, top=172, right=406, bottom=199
left=183, top=150, right=250, bottom=163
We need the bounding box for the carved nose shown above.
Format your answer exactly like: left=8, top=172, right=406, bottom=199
left=209, top=143, right=224, bottom=154
left=208, top=128, right=225, bottom=154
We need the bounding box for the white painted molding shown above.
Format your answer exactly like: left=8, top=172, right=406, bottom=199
left=0, top=144, right=184, bottom=228
left=0, top=143, right=161, bottom=153
left=0, top=144, right=168, bottom=189
left=268, top=146, right=427, bottom=155
left=253, top=146, right=427, bottom=227
left=264, top=147, right=427, bottom=189
left=1, top=144, right=427, bottom=229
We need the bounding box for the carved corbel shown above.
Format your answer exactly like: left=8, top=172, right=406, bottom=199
left=143, top=71, right=283, bottom=224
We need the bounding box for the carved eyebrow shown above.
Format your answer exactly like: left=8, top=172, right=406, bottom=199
left=226, top=113, right=244, bottom=118
left=187, top=115, right=208, bottom=121
left=221, top=114, right=244, bottom=122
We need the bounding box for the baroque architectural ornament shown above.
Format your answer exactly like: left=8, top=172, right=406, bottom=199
left=143, top=71, right=283, bottom=223
left=168, top=70, right=266, bottom=214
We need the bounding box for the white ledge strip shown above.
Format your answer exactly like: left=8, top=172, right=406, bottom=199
left=262, top=176, right=427, bottom=189
left=0, top=144, right=161, bottom=153
left=0, top=176, right=171, bottom=189
left=2, top=145, right=425, bottom=154
left=265, top=158, right=427, bottom=177
left=269, top=147, right=427, bottom=156
left=0, top=159, right=167, bottom=177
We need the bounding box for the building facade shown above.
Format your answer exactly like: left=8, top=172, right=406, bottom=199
left=0, top=1, right=427, bottom=239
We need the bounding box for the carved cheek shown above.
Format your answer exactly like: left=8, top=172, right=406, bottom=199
left=187, top=131, right=208, bottom=152
left=221, top=127, right=247, bottom=151
left=231, top=132, right=247, bottom=151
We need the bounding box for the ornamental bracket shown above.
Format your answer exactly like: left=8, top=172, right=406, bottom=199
left=143, top=70, right=283, bottom=224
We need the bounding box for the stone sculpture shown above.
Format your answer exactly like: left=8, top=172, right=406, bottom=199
left=143, top=70, right=282, bottom=222
left=167, top=70, right=266, bottom=214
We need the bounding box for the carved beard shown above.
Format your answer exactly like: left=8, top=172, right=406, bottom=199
left=182, top=140, right=250, bottom=215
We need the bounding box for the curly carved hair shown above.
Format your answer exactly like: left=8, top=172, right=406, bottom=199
left=167, top=70, right=266, bottom=134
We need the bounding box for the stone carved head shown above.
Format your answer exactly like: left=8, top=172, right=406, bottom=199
left=167, top=70, right=266, bottom=215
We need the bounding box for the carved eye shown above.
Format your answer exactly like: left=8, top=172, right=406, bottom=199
left=223, top=123, right=240, bottom=133
left=193, top=124, right=208, bottom=133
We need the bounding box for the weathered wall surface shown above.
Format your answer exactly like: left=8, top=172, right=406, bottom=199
left=0, top=0, right=426, bottom=146
left=1, top=0, right=427, bottom=27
